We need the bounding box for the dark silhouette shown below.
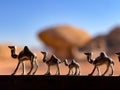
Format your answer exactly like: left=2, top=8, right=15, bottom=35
left=8, top=46, right=38, bottom=75
left=41, top=51, right=61, bottom=75
left=115, top=52, right=120, bottom=62
left=84, top=51, right=114, bottom=76
left=64, top=59, right=80, bottom=75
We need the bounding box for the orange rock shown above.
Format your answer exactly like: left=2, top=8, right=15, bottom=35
left=38, top=25, right=91, bottom=61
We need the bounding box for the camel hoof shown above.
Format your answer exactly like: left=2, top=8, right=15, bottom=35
left=11, top=73, right=15, bottom=75
left=98, top=74, right=101, bottom=76
left=66, top=73, right=70, bottom=75
left=88, top=74, right=92, bottom=76
left=55, top=73, right=60, bottom=75
left=55, top=71, right=60, bottom=75
left=101, top=74, right=105, bottom=76
left=21, top=73, right=24, bottom=75
left=77, top=74, right=81, bottom=76
left=27, top=72, right=31, bottom=75
left=32, top=72, right=36, bottom=75
left=44, top=72, right=51, bottom=75
left=109, top=74, right=113, bottom=76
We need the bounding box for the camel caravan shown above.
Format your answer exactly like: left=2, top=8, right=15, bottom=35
left=6, top=25, right=120, bottom=76
left=7, top=45, right=120, bottom=76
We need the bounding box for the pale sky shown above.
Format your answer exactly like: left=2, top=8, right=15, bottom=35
left=0, top=0, right=120, bottom=48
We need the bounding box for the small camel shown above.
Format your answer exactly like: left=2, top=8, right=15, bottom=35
left=115, top=52, right=120, bottom=62
left=84, top=52, right=114, bottom=76
left=8, top=46, right=38, bottom=75
left=41, top=51, right=61, bottom=75
left=64, top=59, right=80, bottom=75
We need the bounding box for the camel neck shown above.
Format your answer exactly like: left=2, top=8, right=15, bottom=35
left=87, top=55, right=93, bottom=64
left=64, top=60, right=69, bottom=66
left=11, top=49, right=17, bottom=58
left=43, top=53, right=47, bottom=61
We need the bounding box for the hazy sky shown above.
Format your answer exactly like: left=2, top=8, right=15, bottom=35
left=0, top=0, right=120, bottom=48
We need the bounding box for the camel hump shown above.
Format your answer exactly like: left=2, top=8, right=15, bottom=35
left=72, top=59, right=76, bottom=63
left=24, top=46, right=29, bottom=49
left=51, top=55, right=61, bottom=63
left=24, top=46, right=30, bottom=51
left=100, top=51, right=107, bottom=57
left=23, top=46, right=34, bottom=55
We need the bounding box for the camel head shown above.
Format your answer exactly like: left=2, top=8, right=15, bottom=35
left=41, top=51, right=46, bottom=54
left=84, top=52, right=92, bottom=56
left=8, top=46, right=18, bottom=58
left=115, top=52, right=120, bottom=55
left=8, top=46, right=16, bottom=50
left=115, top=52, right=120, bottom=62
left=84, top=52, right=94, bottom=64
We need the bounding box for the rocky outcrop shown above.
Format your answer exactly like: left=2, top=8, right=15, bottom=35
left=79, top=35, right=106, bottom=52
left=106, top=26, right=120, bottom=54
left=77, top=35, right=107, bottom=60
left=38, top=24, right=120, bottom=61
left=78, top=25, right=120, bottom=60
left=38, top=25, right=91, bottom=61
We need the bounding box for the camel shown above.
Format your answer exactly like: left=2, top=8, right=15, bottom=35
left=84, top=52, right=114, bottom=76
left=64, top=59, right=80, bottom=75
left=115, top=52, right=120, bottom=75
left=115, top=52, right=120, bottom=62
left=8, top=46, right=38, bottom=75
left=41, top=51, right=61, bottom=75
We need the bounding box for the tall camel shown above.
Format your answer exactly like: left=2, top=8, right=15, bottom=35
left=84, top=52, right=114, bottom=76
left=8, top=46, right=38, bottom=75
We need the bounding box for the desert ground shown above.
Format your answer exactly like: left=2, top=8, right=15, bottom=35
left=0, top=54, right=120, bottom=76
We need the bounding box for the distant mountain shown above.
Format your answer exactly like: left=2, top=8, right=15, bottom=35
left=78, top=25, right=120, bottom=59
left=106, top=26, right=120, bottom=54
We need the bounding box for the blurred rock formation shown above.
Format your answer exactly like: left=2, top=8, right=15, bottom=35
left=78, top=25, right=120, bottom=61
left=106, top=26, right=120, bottom=55
left=38, top=25, right=91, bottom=61
left=38, top=25, right=120, bottom=62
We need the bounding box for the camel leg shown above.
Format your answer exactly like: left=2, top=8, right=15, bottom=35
left=102, top=64, right=109, bottom=76
left=21, top=61, right=26, bottom=75
left=12, top=61, right=21, bottom=75
left=71, top=69, right=74, bottom=75
left=67, top=68, right=71, bottom=75
left=27, top=57, right=34, bottom=75
left=44, top=64, right=51, bottom=75
left=109, top=64, right=114, bottom=76
left=55, top=63, right=60, bottom=75
left=32, top=59, right=38, bottom=75
left=68, top=68, right=73, bottom=75
left=97, top=67, right=101, bottom=76
left=77, top=67, right=80, bottom=75
left=88, top=65, right=97, bottom=76
left=74, top=67, right=77, bottom=75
